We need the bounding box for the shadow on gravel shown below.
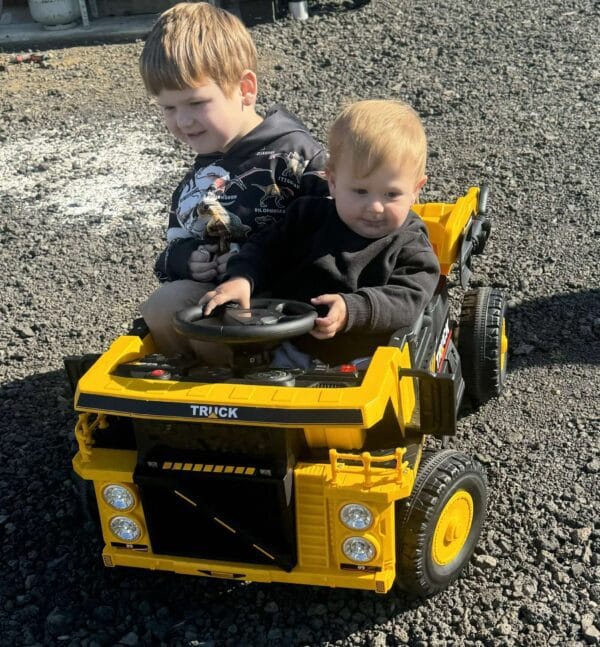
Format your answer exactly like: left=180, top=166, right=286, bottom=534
left=0, top=368, right=88, bottom=644
left=508, top=288, right=600, bottom=368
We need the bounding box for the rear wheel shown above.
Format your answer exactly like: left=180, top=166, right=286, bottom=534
left=395, top=450, right=487, bottom=597
left=456, top=287, right=508, bottom=404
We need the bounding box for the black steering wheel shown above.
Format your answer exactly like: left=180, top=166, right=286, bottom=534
left=173, top=298, right=317, bottom=344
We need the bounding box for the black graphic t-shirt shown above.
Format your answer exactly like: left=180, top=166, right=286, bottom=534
left=154, top=106, right=328, bottom=282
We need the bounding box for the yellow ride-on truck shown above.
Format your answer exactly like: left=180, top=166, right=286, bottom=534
left=65, top=185, right=508, bottom=597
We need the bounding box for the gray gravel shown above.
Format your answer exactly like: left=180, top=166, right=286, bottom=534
left=1, top=0, right=599, bottom=645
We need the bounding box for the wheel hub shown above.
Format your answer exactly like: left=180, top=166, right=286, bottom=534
left=432, top=489, right=474, bottom=565
left=500, top=319, right=508, bottom=372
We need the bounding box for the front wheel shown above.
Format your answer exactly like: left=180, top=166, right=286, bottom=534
left=395, top=450, right=487, bottom=597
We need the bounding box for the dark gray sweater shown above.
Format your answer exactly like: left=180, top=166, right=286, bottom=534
left=226, top=195, right=440, bottom=364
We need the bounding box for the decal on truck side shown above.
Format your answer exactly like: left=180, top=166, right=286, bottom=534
left=190, top=405, right=239, bottom=419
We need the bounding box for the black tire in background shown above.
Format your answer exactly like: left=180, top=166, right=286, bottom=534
left=456, top=287, right=508, bottom=405
left=395, top=450, right=487, bottom=598
left=477, top=184, right=489, bottom=215
left=71, top=471, right=100, bottom=531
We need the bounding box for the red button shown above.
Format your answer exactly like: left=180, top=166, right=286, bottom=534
left=150, top=369, right=166, bottom=377
left=339, top=364, right=357, bottom=373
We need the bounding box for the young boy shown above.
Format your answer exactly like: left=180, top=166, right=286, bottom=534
left=201, top=99, right=441, bottom=366
left=138, top=2, right=328, bottom=357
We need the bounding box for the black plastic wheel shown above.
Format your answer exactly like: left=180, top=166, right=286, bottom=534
left=71, top=471, right=100, bottom=531
left=478, top=184, right=489, bottom=215
left=456, top=287, right=508, bottom=404
left=395, top=450, right=487, bottom=597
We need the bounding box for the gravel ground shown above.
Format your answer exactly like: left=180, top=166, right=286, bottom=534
left=1, top=0, right=599, bottom=645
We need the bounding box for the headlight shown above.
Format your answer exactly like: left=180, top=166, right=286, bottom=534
left=109, top=516, right=141, bottom=542
left=342, top=536, right=376, bottom=563
left=102, top=484, right=135, bottom=511
left=339, top=503, right=373, bottom=530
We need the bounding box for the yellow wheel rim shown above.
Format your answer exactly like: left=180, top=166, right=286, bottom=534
left=432, top=490, right=474, bottom=566
left=500, top=319, right=508, bottom=372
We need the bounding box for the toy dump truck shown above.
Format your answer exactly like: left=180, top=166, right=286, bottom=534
left=65, top=185, right=508, bottom=597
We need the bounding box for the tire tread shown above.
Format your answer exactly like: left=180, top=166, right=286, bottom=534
left=457, top=287, right=507, bottom=403
left=395, top=450, right=487, bottom=597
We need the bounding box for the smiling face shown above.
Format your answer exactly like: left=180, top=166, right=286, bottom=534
left=156, top=74, right=261, bottom=154
left=328, top=155, right=427, bottom=239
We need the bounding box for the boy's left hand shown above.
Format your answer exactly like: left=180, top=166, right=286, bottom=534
left=216, top=249, right=238, bottom=278
left=310, top=294, right=348, bottom=339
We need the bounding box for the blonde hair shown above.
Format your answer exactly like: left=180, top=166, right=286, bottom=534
left=328, top=100, right=427, bottom=179
left=140, top=2, right=257, bottom=96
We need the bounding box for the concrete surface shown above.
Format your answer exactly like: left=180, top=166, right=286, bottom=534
left=0, top=11, right=157, bottom=50
left=0, top=1, right=291, bottom=50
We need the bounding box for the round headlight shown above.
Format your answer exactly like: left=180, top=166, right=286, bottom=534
left=109, top=516, right=141, bottom=542
left=102, top=484, right=135, bottom=511
left=340, top=503, right=373, bottom=530
left=342, top=536, right=376, bottom=563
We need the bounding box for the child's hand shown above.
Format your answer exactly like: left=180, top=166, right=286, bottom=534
left=216, top=249, right=238, bottom=278
left=309, top=294, right=348, bottom=339
left=189, top=244, right=219, bottom=282
left=199, top=277, right=251, bottom=317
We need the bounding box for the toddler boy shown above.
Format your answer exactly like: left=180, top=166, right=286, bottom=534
left=138, top=2, right=328, bottom=357
left=201, top=99, right=441, bottom=366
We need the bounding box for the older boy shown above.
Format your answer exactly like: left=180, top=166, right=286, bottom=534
left=201, top=100, right=441, bottom=366
left=138, top=2, right=328, bottom=357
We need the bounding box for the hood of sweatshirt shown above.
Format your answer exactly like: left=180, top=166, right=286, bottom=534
left=193, top=105, right=320, bottom=164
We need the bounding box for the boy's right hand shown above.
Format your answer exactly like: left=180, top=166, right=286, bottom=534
left=189, top=244, right=219, bottom=282
left=199, top=277, right=252, bottom=317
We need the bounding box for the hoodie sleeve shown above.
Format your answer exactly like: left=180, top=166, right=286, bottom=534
left=153, top=181, right=197, bottom=282
left=154, top=237, right=199, bottom=282
left=342, top=231, right=441, bottom=334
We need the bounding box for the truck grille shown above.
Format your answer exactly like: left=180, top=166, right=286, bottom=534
left=132, top=420, right=305, bottom=571
left=135, top=457, right=296, bottom=570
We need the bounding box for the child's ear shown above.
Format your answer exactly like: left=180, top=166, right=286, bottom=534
left=415, top=175, right=427, bottom=191
left=239, top=70, right=258, bottom=106
left=414, top=175, right=427, bottom=198
left=326, top=169, right=336, bottom=197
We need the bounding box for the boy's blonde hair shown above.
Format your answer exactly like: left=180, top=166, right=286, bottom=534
left=328, top=100, right=427, bottom=180
left=140, top=2, right=257, bottom=96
